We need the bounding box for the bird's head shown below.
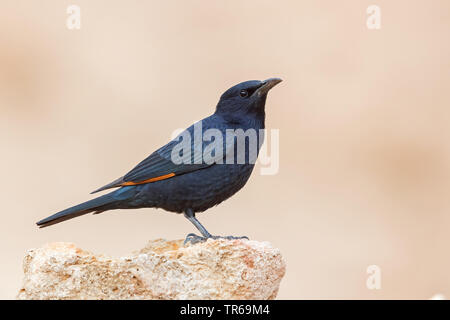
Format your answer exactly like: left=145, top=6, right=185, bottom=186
left=215, top=78, right=282, bottom=120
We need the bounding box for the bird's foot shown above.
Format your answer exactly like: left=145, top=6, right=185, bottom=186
left=183, top=233, right=249, bottom=245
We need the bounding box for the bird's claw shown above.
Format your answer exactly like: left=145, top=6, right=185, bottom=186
left=184, top=233, right=204, bottom=245
left=183, top=233, right=249, bottom=245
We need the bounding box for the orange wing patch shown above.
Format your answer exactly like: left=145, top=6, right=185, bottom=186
left=121, top=173, right=175, bottom=186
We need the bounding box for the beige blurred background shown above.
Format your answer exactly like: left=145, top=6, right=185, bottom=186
left=1, top=0, right=449, bottom=299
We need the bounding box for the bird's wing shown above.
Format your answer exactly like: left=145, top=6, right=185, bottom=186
left=91, top=116, right=231, bottom=194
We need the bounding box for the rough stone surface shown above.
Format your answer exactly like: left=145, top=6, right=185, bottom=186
left=17, top=239, right=285, bottom=300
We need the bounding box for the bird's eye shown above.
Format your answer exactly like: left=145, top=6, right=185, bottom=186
left=240, top=89, right=248, bottom=97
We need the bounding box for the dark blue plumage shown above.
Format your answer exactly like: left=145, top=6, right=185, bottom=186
left=37, top=78, right=282, bottom=241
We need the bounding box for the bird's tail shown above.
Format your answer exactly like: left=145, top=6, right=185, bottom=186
left=36, top=186, right=136, bottom=228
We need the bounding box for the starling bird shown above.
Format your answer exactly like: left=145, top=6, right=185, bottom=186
left=37, top=78, right=282, bottom=243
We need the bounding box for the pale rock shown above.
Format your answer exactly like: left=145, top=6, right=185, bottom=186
left=17, top=239, right=285, bottom=300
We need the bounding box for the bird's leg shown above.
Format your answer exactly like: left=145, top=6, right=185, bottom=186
left=183, top=208, right=249, bottom=245
left=184, top=208, right=212, bottom=238
left=183, top=208, right=211, bottom=244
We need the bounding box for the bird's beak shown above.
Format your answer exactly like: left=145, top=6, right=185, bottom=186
left=255, top=78, right=283, bottom=96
